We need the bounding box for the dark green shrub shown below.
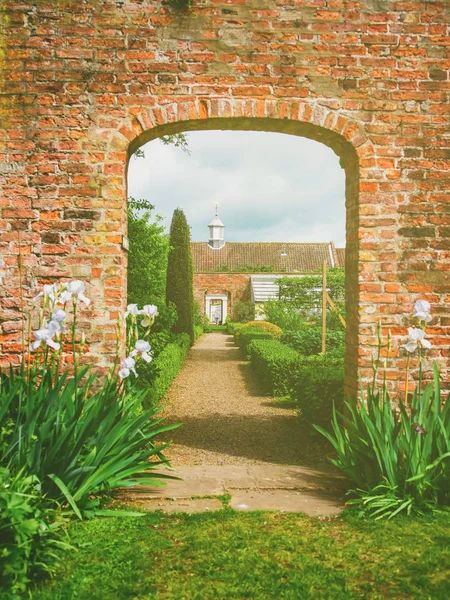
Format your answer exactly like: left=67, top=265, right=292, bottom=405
left=231, top=301, right=255, bottom=323
left=0, top=468, right=68, bottom=598
left=247, top=339, right=300, bottom=397
left=247, top=339, right=344, bottom=426
left=127, top=197, right=169, bottom=308
left=263, top=300, right=306, bottom=331
left=194, top=302, right=212, bottom=332
left=226, top=321, right=244, bottom=335
left=235, top=327, right=274, bottom=355
left=146, top=334, right=191, bottom=406
left=294, top=354, right=344, bottom=428
left=194, top=325, right=203, bottom=340
left=166, top=208, right=195, bottom=343
left=282, top=326, right=345, bottom=356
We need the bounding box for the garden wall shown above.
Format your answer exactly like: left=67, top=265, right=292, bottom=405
left=1, top=0, right=449, bottom=394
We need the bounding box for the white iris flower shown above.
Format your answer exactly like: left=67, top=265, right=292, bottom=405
left=124, top=304, right=140, bottom=319
left=140, top=305, right=158, bottom=327
left=118, top=356, right=138, bottom=379
left=30, top=322, right=61, bottom=351
left=404, top=327, right=432, bottom=353
left=412, top=299, right=432, bottom=323
left=59, top=280, right=90, bottom=305
left=131, top=339, right=152, bottom=363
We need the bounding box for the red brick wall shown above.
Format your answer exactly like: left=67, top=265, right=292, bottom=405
left=194, top=273, right=251, bottom=318
left=1, top=1, right=449, bottom=394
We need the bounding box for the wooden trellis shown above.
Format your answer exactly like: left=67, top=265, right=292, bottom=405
left=321, top=260, right=346, bottom=353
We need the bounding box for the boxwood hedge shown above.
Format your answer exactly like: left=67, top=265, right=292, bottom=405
left=145, top=333, right=191, bottom=407
left=247, top=338, right=344, bottom=428
left=235, top=327, right=275, bottom=355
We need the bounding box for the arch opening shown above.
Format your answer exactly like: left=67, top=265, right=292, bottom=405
left=124, top=116, right=361, bottom=397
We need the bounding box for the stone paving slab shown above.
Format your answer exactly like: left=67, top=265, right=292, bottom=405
left=135, top=498, right=224, bottom=514
left=119, top=464, right=348, bottom=516
left=122, top=464, right=347, bottom=500
left=248, top=464, right=348, bottom=491
left=230, top=490, right=344, bottom=517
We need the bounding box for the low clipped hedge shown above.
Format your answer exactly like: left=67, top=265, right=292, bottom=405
left=226, top=321, right=245, bottom=335
left=239, top=320, right=283, bottom=340
left=247, top=339, right=300, bottom=397
left=235, top=327, right=275, bottom=355
left=247, top=338, right=344, bottom=428
left=294, top=353, right=344, bottom=428
left=145, top=333, right=191, bottom=407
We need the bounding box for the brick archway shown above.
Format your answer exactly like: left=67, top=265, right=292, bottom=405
left=113, top=100, right=366, bottom=393
left=1, top=1, right=449, bottom=393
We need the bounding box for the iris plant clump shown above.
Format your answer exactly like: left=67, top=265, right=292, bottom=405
left=0, top=263, right=179, bottom=594
left=315, top=300, right=450, bottom=519
left=1, top=276, right=178, bottom=518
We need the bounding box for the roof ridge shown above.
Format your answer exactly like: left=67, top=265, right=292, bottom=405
left=191, top=241, right=334, bottom=245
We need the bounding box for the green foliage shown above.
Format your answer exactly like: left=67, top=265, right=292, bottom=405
left=30, top=511, right=450, bottom=600
left=127, top=197, right=169, bottom=308
left=294, top=354, right=345, bottom=427
left=247, top=339, right=300, bottom=398
left=247, top=339, right=344, bottom=424
left=236, top=327, right=275, bottom=355
left=282, top=325, right=345, bottom=356
left=145, top=334, right=191, bottom=407
left=239, top=320, right=283, bottom=340
left=160, top=133, right=190, bottom=153
left=167, top=0, right=193, bottom=12
left=231, top=301, right=255, bottom=323
left=0, top=364, right=178, bottom=518
left=316, top=364, right=450, bottom=519
left=166, top=208, right=195, bottom=343
left=211, top=264, right=279, bottom=273
left=133, top=134, right=190, bottom=159
left=0, top=468, right=69, bottom=598
left=278, top=268, right=345, bottom=320
left=194, top=325, right=203, bottom=340
left=263, top=300, right=306, bottom=331
left=193, top=301, right=211, bottom=332
left=226, top=321, right=245, bottom=336
left=131, top=304, right=179, bottom=405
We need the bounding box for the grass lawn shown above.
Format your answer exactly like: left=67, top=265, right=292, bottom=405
left=31, top=509, right=450, bottom=600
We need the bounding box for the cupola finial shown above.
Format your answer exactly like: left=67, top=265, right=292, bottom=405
left=208, top=203, right=225, bottom=250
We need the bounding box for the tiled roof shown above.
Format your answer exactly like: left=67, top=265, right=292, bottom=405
left=191, top=242, right=345, bottom=273
left=335, top=247, right=346, bottom=268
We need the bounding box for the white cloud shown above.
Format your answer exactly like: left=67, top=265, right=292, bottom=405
left=127, top=130, right=346, bottom=247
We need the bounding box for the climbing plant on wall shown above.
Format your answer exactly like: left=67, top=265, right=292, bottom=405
left=166, top=208, right=195, bottom=343
left=168, top=0, right=193, bottom=11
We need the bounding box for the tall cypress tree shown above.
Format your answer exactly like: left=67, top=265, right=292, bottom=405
left=166, top=208, right=195, bottom=343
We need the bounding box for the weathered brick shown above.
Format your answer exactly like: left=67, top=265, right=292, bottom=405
left=0, top=0, right=448, bottom=393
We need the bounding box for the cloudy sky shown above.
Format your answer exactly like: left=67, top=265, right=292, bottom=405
left=127, top=130, right=346, bottom=247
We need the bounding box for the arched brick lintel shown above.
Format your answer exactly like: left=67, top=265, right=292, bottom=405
left=115, top=98, right=366, bottom=396
left=118, top=99, right=368, bottom=162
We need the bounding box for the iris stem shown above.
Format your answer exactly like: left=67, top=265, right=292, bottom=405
left=404, top=353, right=411, bottom=405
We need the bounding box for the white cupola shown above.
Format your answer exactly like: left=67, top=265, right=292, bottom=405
left=208, top=207, right=225, bottom=249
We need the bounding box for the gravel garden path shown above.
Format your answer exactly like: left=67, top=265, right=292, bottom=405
left=122, top=332, right=347, bottom=516
left=161, top=331, right=329, bottom=468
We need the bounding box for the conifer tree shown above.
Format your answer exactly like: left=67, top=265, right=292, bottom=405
left=166, top=208, right=195, bottom=343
